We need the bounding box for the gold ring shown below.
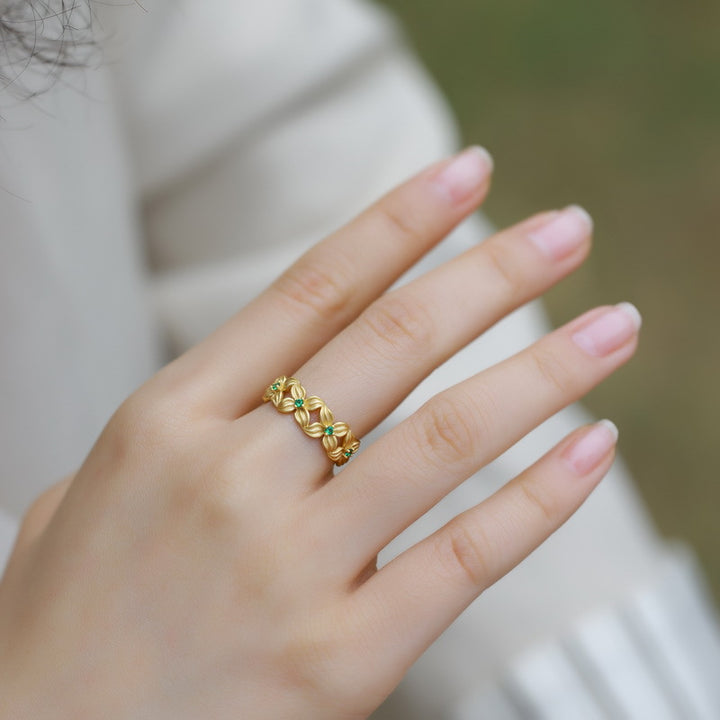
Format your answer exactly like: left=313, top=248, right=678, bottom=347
left=262, top=376, right=360, bottom=466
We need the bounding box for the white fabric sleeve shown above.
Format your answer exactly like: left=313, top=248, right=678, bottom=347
left=96, top=0, right=463, bottom=357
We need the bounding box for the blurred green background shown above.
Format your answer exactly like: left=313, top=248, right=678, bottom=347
left=378, top=0, right=720, bottom=598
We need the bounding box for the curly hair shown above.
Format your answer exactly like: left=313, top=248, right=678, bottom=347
left=0, top=0, right=97, bottom=97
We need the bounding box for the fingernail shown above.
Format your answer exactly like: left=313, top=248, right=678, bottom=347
left=571, top=302, right=642, bottom=357
left=562, top=419, right=619, bottom=475
left=528, top=205, right=593, bottom=260
left=433, top=146, right=494, bottom=203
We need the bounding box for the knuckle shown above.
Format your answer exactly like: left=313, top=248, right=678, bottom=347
left=164, top=438, right=255, bottom=531
left=106, top=396, right=143, bottom=447
left=359, top=293, right=434, bottom=361
left=484, top=240, right=523, bottom=293
left=23, top=484, right=57, bottom=520
left=518, top=477, right=557, bottom=525
left=17, top=477, right=72, bottom=540
left=436, top=519, right=492, bottom=588
left=376, top=201, right=421, bottom=245
left=529, top=346, right=574, bottom=395
left=178, top=470, right=241, bottom=537
left=416, top=394, right=477, bottom=468
left=273, top=258, right=352, bottom=323
left=108, top=392, right=189, bottom=455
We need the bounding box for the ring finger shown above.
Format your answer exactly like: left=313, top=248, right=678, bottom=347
left=248, top=204, right=594, bottom=476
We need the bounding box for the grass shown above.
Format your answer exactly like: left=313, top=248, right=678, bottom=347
left=377, top=0, right=720, bottom=599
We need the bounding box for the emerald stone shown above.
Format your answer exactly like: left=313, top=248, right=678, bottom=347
left=294, top=398, right=304, bottom=408
left=324, top=425, right=334, bottom=435
left=344, top=450, right=352, bottom=457
left=272, top=383, right=280, bottom=391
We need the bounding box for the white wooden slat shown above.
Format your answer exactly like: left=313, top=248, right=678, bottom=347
left=568, top=609, right=678, bottom=720
left=504, top=641, right=607, bottom=720
left=634, top=544, right=720, bottom=714
left=624, top=581, right=720, bottom=720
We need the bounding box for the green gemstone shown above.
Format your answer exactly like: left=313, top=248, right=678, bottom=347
left=294, top=398, right=304, bottom=408
left=344, top=450, right=352, bottom=457
left=324, top=425, right=334, bottom=435
left=271, top=383, right=280, bottom=391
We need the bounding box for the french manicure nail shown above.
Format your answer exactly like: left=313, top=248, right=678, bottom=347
left=433, top=146, right=494, bottom=203
left=528, top=205, right=593, bottom=260
left=562, top=419, right=619, bottom=475
left=571, top=302, right=642, bottom=357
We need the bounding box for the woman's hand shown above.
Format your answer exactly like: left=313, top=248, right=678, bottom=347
left=0, top=148, right=639, bottom=719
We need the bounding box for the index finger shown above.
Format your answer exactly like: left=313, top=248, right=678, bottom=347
left=161, top=147, right=493, bottom=417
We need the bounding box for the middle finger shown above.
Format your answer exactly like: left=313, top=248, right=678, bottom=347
left=250, top=205, right=593, bottom=474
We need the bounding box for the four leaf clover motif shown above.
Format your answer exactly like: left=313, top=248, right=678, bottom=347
left=263, top=376, right=359, bottom=465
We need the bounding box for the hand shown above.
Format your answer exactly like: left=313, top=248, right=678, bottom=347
left=0, top=147, right=639, bottom=719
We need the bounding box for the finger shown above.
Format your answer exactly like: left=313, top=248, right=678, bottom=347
left=152, top=147, right=493, bottom=417
left=344, top=420, right=619, bottom=683
left=313, top=302, right=640, bottom=573
left=248, top=205, right=593, bottom=475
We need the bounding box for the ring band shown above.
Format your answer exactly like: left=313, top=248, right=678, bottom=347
left=262, top=376, right=360, bottom=466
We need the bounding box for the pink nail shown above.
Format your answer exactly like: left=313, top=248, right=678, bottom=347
left=571, top=302, right=642, bottom=357
left=528, top=205, right=593, bottom=260
left=562, top=419, right=619, bottom=475
left=432, top=146, right=493, bottom=203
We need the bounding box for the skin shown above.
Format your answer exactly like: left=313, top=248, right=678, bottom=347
left=0, top=149, right=638, bottom=719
